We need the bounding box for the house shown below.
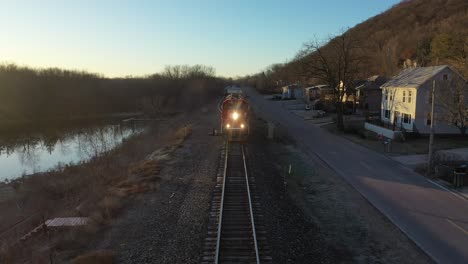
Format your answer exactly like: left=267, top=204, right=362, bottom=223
left=341, top=80, right=369, bottom=113
left=356, top=75, right=388, bottom=114
left=377, top=65, right=466, bottom=135
left=281, top=84, right=304, bottom=100
left=304, top=85, right=332, bottom=101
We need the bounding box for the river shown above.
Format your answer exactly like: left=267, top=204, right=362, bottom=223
left=0, top=121, right=146, bottom=182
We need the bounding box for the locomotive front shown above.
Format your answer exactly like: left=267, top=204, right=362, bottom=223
left=220, top=95, right=249, bottom=141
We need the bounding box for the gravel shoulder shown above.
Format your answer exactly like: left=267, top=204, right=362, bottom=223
left=89, top=104, right=222, bottom=263
left=246, top=117, right=433, bottom=264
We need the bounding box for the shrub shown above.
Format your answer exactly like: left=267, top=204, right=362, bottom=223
left=344, top=122, right=364, bottom=135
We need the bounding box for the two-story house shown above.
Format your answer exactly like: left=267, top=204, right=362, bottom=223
left=380, top=65, right=465, bottom=134
left=356, top=75, right=388, bottom=114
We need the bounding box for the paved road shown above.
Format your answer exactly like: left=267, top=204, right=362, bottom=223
left=244, top=87, right=468, bottom=264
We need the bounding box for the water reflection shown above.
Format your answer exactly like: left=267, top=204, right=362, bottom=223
left=0, top=122, right=145, bottom=181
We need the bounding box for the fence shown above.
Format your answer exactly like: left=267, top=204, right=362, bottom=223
left=364, top=122, right=403, bottom=140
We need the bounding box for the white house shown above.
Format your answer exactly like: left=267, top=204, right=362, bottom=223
left=379, top=65, right=465, bottom=135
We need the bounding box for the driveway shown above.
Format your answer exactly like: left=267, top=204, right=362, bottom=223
left=244, top=87, right=468, bottom=264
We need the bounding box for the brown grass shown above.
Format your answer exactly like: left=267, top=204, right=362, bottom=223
left=0, top=242, right=14, bottom=264
left=172, top=124, right=193, bottom=146
left=70, top=250, right=116, bottom=264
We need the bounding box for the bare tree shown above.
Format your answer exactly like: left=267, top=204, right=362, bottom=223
left=380, top=87, right=404, bottom=130
left=436, top=75, right=468, bottom=135
left=297, top=32, right=366, bottom=130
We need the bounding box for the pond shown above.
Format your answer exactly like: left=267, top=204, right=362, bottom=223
left=0, top=121, right=146, bottom=182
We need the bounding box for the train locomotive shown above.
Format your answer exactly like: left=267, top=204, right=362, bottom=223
left=219, top=93, right=250, bottom=141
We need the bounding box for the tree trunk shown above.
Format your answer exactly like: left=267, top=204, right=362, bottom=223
left=336, top=102, right=345, bottom=131
left=460, top=127, right=466, bottom=136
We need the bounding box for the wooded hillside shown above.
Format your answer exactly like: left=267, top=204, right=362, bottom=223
left=247, top=0, right=468, bottom=92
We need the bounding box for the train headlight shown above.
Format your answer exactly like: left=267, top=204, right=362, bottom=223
left=231, top=111, right=239, bottom=120
left=240, top=124, right=245, bottom=129
left=226, top=124, right=230, bottom=129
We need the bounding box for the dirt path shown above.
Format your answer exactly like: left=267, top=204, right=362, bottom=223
left=89, top=104, right=222, bottom=263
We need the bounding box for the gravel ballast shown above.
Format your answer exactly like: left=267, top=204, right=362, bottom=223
left=90, top=104, right=222, bottom=263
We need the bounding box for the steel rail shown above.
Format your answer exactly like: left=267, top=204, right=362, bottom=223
left=242, top=144, right=261, bottom=264
left=215, top=141, right=229, bottom=264
left=214, top=142, right=260, bottom=264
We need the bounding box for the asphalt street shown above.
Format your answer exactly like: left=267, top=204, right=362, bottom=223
left=244, top=87, right=468, bottom=264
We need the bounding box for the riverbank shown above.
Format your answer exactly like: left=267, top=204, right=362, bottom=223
left=0, top=119, right=148, bottom=182
left=0, top=111, right=194, bottom=263
left=0, top=112, right=143, bottom=127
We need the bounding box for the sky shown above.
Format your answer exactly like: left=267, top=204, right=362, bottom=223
left=0, top=0, right=400, bottom=78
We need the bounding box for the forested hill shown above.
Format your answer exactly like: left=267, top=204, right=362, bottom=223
left=248, top=0, right=467, bottom=91
left=348, top=0, right=467, bottom=76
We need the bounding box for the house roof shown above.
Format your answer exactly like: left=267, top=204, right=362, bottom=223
left=356, top=75, right=388, bottom=90
left=282, top=84, right=301, bottom=89
left=305, top=84, right=331, bottom=91
left=381, top=65, right=449, bottom=89
left=368, top=75, right=388, bottom=86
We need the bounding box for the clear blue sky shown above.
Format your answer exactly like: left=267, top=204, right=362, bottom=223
left=0, top=0, right=400, bottom=77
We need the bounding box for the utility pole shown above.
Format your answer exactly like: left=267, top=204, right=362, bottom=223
left=426, top=80, right=436, bottom=176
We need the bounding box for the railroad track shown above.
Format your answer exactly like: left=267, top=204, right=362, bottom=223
left=202, top=141, right=271, bottom=264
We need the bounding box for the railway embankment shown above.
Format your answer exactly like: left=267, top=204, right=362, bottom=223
left=81, top=103, right=223, bottom=263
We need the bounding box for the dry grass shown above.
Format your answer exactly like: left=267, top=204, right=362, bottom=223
left=70, top=250, right=116, bottom=264
left=0, top=123, right=192, bottom=263
left=0, top=242, right=14, bottom=264
left=172, top=124, right=193, bottom=146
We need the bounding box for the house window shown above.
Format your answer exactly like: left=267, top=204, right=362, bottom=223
left=443, top=74, right=448, bottom=81
left=402, top=113, right=411, bottom=124
left=402, top=91, right=406, bottom=102
left=384, top=109, right=391, bottom=119
left=426, top=112, right=432, bottom=126
left=408, top=91, right=412, bottom=103
left=384, top=89, right=388, bottom=100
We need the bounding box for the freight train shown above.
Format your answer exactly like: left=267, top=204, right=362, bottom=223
left=219, top=93, right=250, bottom=141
